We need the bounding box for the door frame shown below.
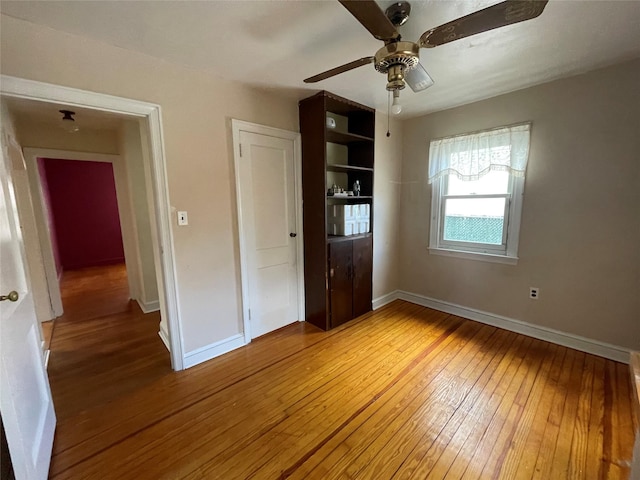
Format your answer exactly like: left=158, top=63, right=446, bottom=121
left=1, top=75, right=185, bottom=370
left=21, top=148, right=152, bottom=318
left=231, top=119, right=305, bottom=343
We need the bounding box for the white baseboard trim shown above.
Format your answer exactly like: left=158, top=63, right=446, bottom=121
left=137, top=298, right=160, bottom=314
left=397, top=290, right=631, bottom=364
left=183, top=333, right=246, bottom=369
left=372, top=290, right=401, bottom=310
left=158, top=326, right=171, bottom=353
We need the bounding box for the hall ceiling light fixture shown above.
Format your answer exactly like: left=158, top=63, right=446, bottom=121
left=59, top=109, right=79, bottom=133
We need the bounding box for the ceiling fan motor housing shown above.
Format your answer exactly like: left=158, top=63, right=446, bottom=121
left=374, top=41, right=419, bottom=90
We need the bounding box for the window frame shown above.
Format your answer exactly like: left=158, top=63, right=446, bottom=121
left=429, top=172, right=525, bottom=265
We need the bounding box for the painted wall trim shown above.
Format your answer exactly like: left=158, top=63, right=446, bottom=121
left=183, top=334, right=246, bottom=369
left=158, top=325, right=170, bottom=353
left=374, top=289, right=630, bottom=363
left=396, top=290, right=630, bottom=364
left=372, top=290, right=401, bottom=310
left=138, top=298, right=160, bottom=314
left=1, top=74, right=184, bottom=371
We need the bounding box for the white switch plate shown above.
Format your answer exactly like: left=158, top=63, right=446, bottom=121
left=177, top=211, right=188, bottom=226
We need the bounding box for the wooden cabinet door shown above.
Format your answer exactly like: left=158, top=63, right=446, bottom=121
left=352, top=236, right=373, bottom=318
left=328, top=241, right=353, bottom=328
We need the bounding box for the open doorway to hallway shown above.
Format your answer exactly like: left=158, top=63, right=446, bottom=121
left=34, top=155, right=170, bottom=419
left=2, top=96, right=173, bottom=419
left=1, top=75, right=185, bottom=477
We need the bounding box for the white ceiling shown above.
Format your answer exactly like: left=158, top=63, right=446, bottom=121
left=2, top=0, right=640, bottom=118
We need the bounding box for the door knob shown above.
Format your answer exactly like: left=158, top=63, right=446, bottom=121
left=0, top=291, right=19, bottom=302
left=289, top=233, right=297, bottom=237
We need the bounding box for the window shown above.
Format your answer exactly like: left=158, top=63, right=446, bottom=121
left=428, top=123, right=530, bottom=264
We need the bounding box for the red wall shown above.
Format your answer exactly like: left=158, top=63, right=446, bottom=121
left=41, top=158, right=125, bottom=271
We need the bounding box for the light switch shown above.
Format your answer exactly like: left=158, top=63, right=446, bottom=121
left=177, top=211, right=188, bottom=226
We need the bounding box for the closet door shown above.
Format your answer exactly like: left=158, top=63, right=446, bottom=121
left=352, top=236, right=373, bottom=318
left=328, top=241, right=353, bottom=328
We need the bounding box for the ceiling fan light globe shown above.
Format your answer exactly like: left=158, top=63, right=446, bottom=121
left=391, top=103, right=402, bottom=115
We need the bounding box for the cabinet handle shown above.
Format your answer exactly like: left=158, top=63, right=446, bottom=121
left=330, top=268, right=334, bottom=278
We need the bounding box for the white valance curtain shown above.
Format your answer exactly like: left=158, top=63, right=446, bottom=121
left=428, top=123, right=531, bottom=184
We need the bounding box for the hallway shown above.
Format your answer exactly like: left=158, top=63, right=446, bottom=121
left=47, top=263, right=170, bottom=423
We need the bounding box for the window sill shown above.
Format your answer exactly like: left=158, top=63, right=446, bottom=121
left=428, top=247, right=518, bottom=265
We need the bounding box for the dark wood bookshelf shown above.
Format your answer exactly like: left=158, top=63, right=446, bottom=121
left=299, top=91, right=375, bottom=330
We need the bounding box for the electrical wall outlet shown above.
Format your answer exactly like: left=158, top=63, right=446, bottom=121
left=177, top=211, right=188, bottom=226
left=529, top=287, right=539, bottom=300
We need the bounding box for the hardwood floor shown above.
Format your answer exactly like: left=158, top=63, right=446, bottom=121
left=47, top=272, right=636, bottom=479
left=48, top=263, right=170, bottom=422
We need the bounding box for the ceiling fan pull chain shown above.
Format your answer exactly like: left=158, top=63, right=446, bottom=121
left=386, top=90, right=391, bottom=137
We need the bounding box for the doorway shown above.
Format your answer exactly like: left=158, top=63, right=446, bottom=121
left=4, top=109, right=170, bottom=419
left=0, top=75, right=184, bottom=370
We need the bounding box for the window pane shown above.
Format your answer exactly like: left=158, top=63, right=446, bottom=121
left=443, top=198, right=505, bottom=245
left=447, top=170, right=509, bottom=195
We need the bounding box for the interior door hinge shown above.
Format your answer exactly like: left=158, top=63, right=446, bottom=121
left=248, top=308, right=251, bottom=320
left=239, top=144, right=243, bottom=157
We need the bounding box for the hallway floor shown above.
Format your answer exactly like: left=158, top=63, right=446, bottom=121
left=47, top=263, right=170, bottom=422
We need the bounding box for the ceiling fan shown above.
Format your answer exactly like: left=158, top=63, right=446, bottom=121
left=304, top=0, right=549, bottom=112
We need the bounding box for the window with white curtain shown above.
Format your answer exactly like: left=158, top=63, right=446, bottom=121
left=428, top=123, right=531, bottom=264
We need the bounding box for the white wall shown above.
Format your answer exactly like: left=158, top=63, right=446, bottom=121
left=399, top=58, right=640, bottom=351
left=119, top=120, right=159, bottom=312
left=0, top=14, right=301, bottom=355
left=373, top=116, right=402, bottom=300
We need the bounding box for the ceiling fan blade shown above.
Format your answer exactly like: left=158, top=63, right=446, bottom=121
left=419, top=0, right=549, bottom=48
left=338, top=0, right=400, bottom=42
left=405, top=63, right=435, bottom=92
left=304, top=56, right=375, bottom=83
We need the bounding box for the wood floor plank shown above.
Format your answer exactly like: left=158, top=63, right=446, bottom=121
left=567, top=354, right=596, bottom=480
left=511, top=344, right=569, bottom=478
left=456, top=336, right=539, bottom=479
left=587, top=356, right=607, bottom=479
left=490, top=342, right=562, bottom=480
left=351, top=326, right=508, bottom=479
left=46, top=265, right=637, bottom=480
left=434, top=335, right=536, bottom=479
left=314, top=323, right=494, bottom=480
left=530, top=348, right=581, bottom=480
left=610, top=361, right=635, bottom=479
left=285, top=322, right=500, bottom=480
left=395, top=330, right=525, bottom=480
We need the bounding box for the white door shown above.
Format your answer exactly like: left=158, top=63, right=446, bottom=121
left=0, top=133, right=56, bottom=479
left=237, top=130, right=300, bottom=339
